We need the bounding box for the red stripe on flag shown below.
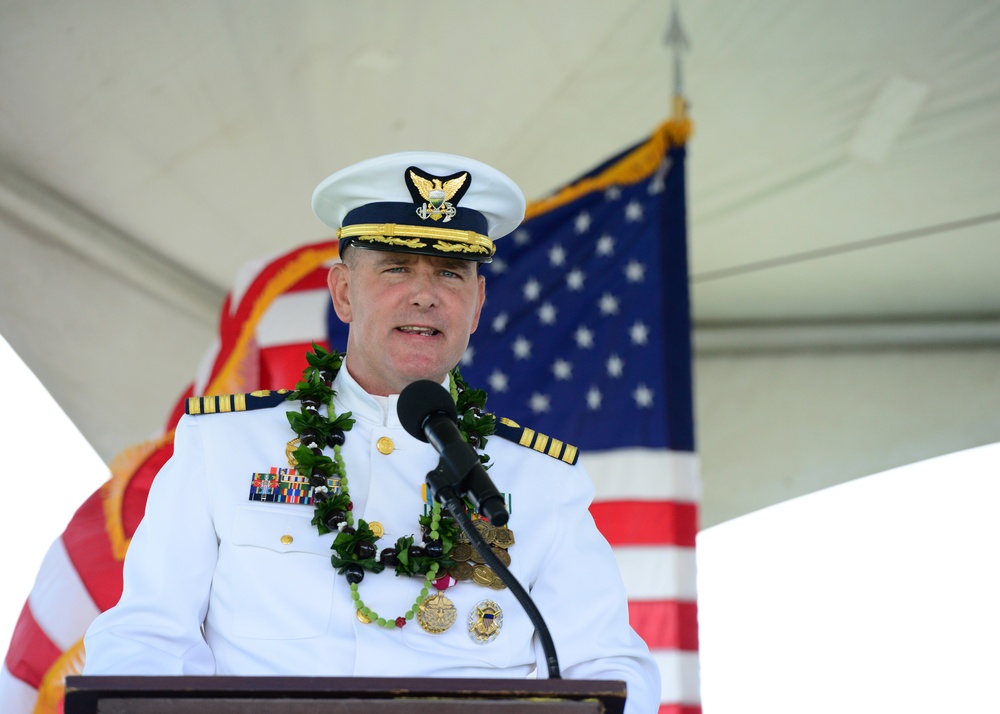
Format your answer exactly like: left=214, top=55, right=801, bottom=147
left=658, top=705, right=702, bottom=714
left=590, top=500, right=698, bottom=547
left=285, top=266, right=332, bottom=293
left=121, top=443, right=174, bottom=540
left=260, top=342, right=328, bottom=390
left=4, top=602, right=61, bottom=688
left=628, top=599, right=699, bottom=651
left=61, top=491, right=124, bottom=611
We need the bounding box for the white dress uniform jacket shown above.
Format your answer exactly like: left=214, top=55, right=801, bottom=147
left=84, top=365, right=661, bottom=712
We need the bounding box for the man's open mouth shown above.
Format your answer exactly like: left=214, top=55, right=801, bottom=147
left=397, top=326, right=440, bottom=336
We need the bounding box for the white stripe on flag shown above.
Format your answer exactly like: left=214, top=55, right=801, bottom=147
left=28, top=536, right=100, bottom=650
left=652, top=649, right=702, bottom=705
left=582, top=449, right=700, bottom=503
left=0, top=664, right=38, bottom=714
left=192, top=336, right=222, bottom=395
left=613, top=545, right=697, bottom=601
left=228, top=254, right=274, bottom=312
left=256, top=289, right=330, bottom=348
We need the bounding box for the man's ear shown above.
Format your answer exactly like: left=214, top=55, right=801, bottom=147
left=469, top=274, right=486, bottom=334
left=328, top=263, right=353, bottom=324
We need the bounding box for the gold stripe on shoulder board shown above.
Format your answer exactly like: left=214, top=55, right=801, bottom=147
left=185, top=389, right=291, bottom=416
left=493, top=416, right=579, bottom=465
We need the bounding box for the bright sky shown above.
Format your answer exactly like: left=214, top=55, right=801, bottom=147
left=0, top=334, right=109, bottom=656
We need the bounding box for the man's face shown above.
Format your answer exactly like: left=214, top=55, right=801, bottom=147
left=328, top=248, right=486, bottom=396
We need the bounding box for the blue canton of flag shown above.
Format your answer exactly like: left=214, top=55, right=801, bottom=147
left=460, top=142, right=693, bottom=454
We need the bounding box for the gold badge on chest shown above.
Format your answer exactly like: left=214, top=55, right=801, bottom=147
left=417, top=593, right=458, bottom=634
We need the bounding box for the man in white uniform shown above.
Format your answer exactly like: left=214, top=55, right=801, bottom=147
left=83, top=152, right=661, bottom=712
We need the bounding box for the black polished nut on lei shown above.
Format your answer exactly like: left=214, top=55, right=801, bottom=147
left=324, top=509, right=347, bottom=530
left=343, top=563, right=365, bottom=584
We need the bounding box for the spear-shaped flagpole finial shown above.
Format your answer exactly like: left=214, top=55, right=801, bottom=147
left=664, top=0, right=691, bottom=119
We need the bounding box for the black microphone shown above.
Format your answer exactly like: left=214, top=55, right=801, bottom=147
left=398, top=380, right=509, bottom=527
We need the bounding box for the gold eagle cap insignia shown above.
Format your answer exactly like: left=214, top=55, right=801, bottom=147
left=409, top=170, right=468, bottom=205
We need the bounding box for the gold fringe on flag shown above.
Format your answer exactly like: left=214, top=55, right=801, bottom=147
left=32, top=639, right=85, bottom=714
left=102, top=432, right=176, bottom=560
left=524, top=116, right=692, bottom=222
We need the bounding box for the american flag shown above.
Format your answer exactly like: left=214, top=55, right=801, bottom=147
left=461, top=123, right=700, bottom=714
left=1, top=120, right=697, bottom=714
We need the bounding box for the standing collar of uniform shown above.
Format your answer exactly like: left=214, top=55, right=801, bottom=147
left=333, top=356, right=449, bottom=428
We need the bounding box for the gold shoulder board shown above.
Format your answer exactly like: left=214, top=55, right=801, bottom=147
left=492, top=416, right=579, bottom=466
left=185, top=389, right=291, bottom=416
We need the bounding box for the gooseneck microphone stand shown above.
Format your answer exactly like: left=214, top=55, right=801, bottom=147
left=426, top=465, right=562, bottom=680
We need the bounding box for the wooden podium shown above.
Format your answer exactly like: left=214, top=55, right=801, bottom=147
left=64, top=676, right=627, bottom=713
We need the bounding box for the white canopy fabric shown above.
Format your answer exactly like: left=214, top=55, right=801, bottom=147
left=1, top=0, right=999, bottom=462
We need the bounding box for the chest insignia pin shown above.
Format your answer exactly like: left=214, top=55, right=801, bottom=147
left=468, top=599, right=503, bottom=644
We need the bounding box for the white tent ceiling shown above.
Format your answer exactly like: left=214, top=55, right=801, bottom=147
left=2, top=0, right=999, bottom=461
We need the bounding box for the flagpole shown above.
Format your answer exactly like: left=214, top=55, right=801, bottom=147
left=664, top=0, right=691, bottom=121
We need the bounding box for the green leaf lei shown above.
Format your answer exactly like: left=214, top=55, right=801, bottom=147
left=285, top=344, right=494, bottom=629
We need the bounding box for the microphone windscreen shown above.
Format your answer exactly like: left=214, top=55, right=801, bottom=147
left=397, top=379, right=458, bottom=442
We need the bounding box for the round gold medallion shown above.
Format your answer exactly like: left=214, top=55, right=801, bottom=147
left=376, top=436, right=394, bottom=455
left=356, top=608, right=372, bottom=624
left=369, top=521, right=385, bottom=539
left=492, top=528, right=515, bottom=549
left=472, top=564, right=495, bottom=587
left=417, top=593, right=457, bottom=634
left=491, top=546, right=511, bottom=567
left=450, top=562, right=474, bottom=581
left=474, top=519, right=496, bottom=544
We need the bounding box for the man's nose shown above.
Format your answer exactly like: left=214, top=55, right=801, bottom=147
left=409, top=271, right=438, bottom=307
